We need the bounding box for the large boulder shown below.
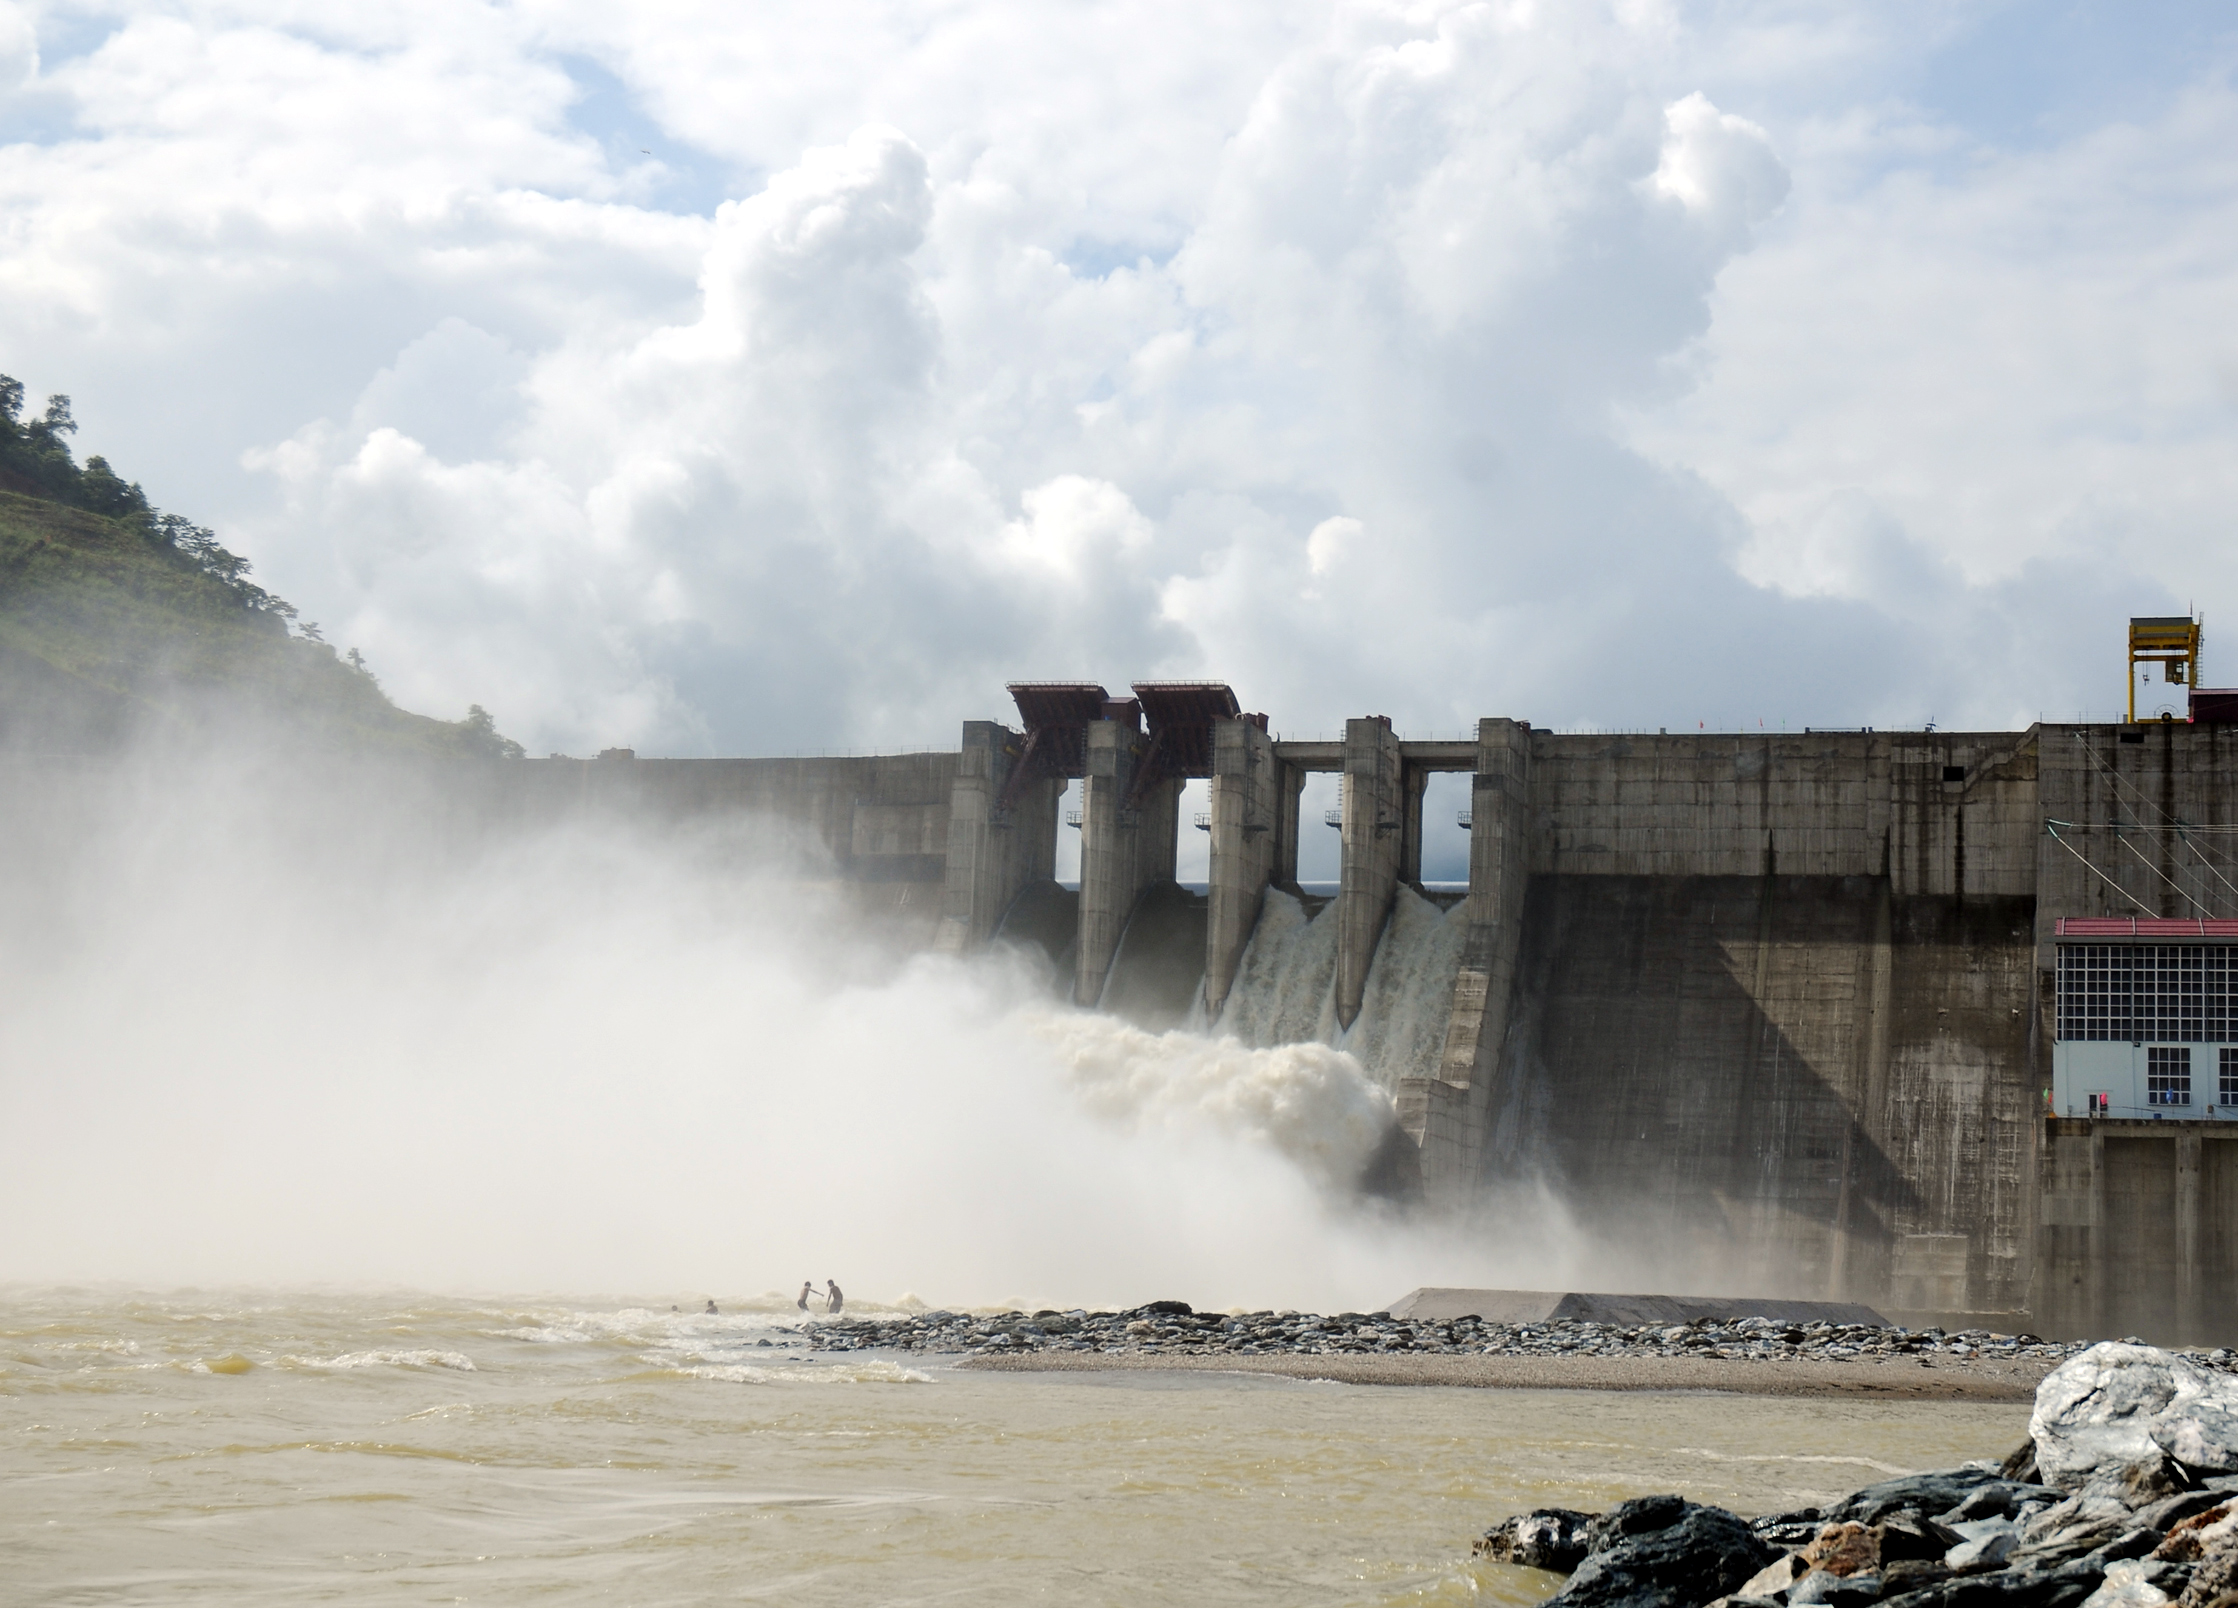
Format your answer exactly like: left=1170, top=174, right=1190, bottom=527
left=1827, top=1470, right=2004, bottom=1526
left=2033, top=1346, right=2238, bottom=1488
left=1476, top=1508, right=1598, bottom=1571
left=2083, top=1560, right=2177, bottom=1608
left=1878, top=1568, right=2103, bottom=1608
left=1548, top=1497, right=1777, bottom=1608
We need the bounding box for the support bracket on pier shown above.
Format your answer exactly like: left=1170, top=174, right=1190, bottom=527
left=996, top=682, right=1108, bottom=822
left=1124, top=682, right=1249, bottom=811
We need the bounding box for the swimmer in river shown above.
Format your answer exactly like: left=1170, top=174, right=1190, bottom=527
left=705, top=1299, right=718, bottom=1315
left=797, top=1282, right=815, bottom=1314
left=825, top=1280, right=843, bottom=1315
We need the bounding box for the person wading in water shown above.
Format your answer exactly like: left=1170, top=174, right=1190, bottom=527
left=797, top=1282, right=815, bottom=1314
left=825, top=1281, right=843, bottom=1316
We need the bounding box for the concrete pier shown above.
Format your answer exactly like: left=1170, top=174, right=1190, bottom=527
left=934, top=720, right=1060, bottom=953
left=1075, top=707, right=1182, bottom=1007
left=1273, top=760, right=1306, bottom=886
left=1204, top=716, right=1280, bottom=1020
left=1335, top=716, right=1404, bottom=1030
left=1398, top=718, right=1532, bottom=1205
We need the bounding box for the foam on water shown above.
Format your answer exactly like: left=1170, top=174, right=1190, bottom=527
left=676, top=1360, right=933, bottom=1386
left=286, top=1349, right=479, bottom=1371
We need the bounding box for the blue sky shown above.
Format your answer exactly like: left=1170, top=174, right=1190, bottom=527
left=1, top=0, right=2233, bottom=753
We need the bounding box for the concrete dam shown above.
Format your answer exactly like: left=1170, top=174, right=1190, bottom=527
left=179, top=682, right=2238, bottom=1342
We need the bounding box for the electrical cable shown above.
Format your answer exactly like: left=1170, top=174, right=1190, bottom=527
left=2112, top=829, right=2217, bottom=919
left=2068, top=735, right=2238, bottom=917
left=2046, top=822, right=2156, bottom=916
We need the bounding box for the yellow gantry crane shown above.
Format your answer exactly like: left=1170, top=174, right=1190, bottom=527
left=2130, top=615, right=2202, bottom=723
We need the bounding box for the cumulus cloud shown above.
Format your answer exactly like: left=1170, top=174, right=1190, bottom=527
left=0, top=1, right=2228, bottom=748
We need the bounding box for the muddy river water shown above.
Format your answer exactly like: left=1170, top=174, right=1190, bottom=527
left=3, top=1290, right=2031, bottom=1606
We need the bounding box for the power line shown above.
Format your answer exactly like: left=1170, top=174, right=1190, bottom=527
left=2046, top=822, right=2155, bottom=916
left=2112, top=829, right=2216, bottom=919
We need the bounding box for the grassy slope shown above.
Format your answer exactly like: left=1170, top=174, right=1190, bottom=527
left=0, top=486, right=499, bottom=755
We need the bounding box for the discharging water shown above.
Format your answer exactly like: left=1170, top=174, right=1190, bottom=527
left=1217, top=886, right=1471, bottom=1091
left=4, top=1288, right=2031, bottom=1606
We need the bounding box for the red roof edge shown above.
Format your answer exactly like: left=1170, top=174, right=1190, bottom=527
left=2055, top=916, right=2238, bottom=939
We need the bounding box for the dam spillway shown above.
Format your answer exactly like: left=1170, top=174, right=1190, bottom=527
left=16, top=690, right=2237, bottom=1342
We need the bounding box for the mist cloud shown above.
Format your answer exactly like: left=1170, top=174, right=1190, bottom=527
left=0, top=752, right=1602, bottom=1307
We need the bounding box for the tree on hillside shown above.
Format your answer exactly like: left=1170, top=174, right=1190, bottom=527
left=460, top=704, right=527, bottom=760
left=0, top=371, right=293, bottom=623
left=1, top=369, right=529, bottom=760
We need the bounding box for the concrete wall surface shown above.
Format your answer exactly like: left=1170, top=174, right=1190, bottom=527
left=1483, top=874, right=2034, bottom=1312
left=2039, top=1118, right=2238, bottom=1345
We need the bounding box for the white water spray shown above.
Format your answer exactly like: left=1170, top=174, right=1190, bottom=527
left=1213, top=885, right=1470, bottom=1092
left=0, top=750, right=1608, bottom=1309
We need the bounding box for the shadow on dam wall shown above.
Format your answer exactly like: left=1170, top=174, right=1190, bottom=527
left=993, top=880, right=1209, bottom=1033
left=1489, top=875, right=2037, bottom=1311
left=1098, top=883, right=1209, bottom=1032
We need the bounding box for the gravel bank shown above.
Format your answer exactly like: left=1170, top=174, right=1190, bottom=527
left=802, top=1303, right=2200, bottom=1396
left=951, top=1350, right=2052, bottom=1399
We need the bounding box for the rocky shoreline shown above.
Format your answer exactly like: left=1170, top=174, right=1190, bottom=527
left=1472, top=1341, right=2238, bottom=1608
left=803, top=1301, right=2141, bottom=1374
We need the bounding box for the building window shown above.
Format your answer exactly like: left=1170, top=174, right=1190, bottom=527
left=2224, top=1047, right=2238, bottom=1106
left=2149, top=1046, right=2192, bottom=1106
left=2058, top=944, right=2235, bottom=1042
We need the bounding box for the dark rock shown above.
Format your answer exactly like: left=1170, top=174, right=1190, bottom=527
left=2004, top=1444, right=2046, bottom=1484
left=1549, top=1500, right=1776, bottom=1608
left=1830, top=1471, right=2004, bottom=1527
left=2153, top=1563, right=2197, bottom=1596
left=1476, top=1508, right=1599, bottom=1571
left=2086, top=1529, right=2170, bottom=1567
left=1883, top=1559, right=1957, bottom=1596
left=1763, top=1525, right=1833, bottom=1549
left=2137, top=1494, right=2232, bottom=1538
left=1585, top=1496, right=1695, bottom=1553
left=2154, top=1504, right=2235, bottom=1562
left=1884, top=1515, right=1965, bottom=1561
left=1140, top=1300, right=1194, bottom=1316
left=2116, top=1459, right=2195, bottom=1508
left=1878, top=1566, right=2101, bottom=1608
left=1947, top=1528, right=2024, bottom=1573
left=1947, top=1485, right=2068, bottom=1524
left=1791, top=1570, right=1882, bottom=1607
left=2015, top=1484, right=2140, bottom=1563
left=1753, top=1510, right=1830, bottom=1548
left=2177, top=1540, right=2238, bottom=1608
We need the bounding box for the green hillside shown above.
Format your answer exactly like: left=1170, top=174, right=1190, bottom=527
left=0, top=376, right=522, bottom=757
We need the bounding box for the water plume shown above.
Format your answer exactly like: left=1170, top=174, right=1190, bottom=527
left=0, top=743, right=1616, bottom=1311
left=1215, top=885, right=1470, bottom=1092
